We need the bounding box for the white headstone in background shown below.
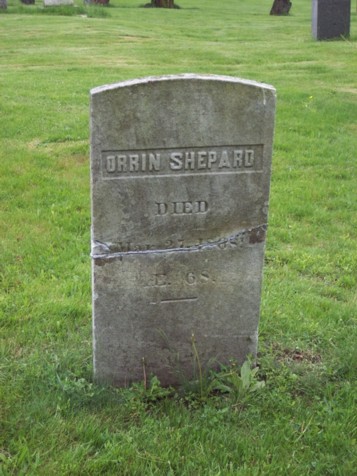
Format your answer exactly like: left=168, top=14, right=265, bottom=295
left=44, top=0, right=73, bottom=6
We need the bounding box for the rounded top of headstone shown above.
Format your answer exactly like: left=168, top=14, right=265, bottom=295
left=90, top=74, right=276, bottom=96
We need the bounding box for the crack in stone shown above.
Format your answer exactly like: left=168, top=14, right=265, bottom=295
left=91, top=224, right=267, bottom=261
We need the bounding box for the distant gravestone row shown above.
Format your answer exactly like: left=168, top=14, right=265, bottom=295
left=6, top=0, right=353, bottom=40
left=270, top=0, right=351, bottom=40
left=90, top=74, right=276, bottom=387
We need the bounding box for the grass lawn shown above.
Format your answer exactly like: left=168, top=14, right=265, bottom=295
left=1, top=0, right=356, bottom=474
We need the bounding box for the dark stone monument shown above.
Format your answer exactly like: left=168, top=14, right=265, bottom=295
left=312, top=0, right=351, bottom=40
left=270, top=0, right=292, bottom=15
left=21, top=0, right=35, bottom=4
left=151, top=0, right=175, bottom=7
left=0, top=0, right=7, bottom=9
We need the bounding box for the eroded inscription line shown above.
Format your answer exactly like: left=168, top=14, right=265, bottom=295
left=150, top=297, right=198, bottom=305
left=91, top=224, right=267, bottom=260
left=162, top=297, right=198, bottom=303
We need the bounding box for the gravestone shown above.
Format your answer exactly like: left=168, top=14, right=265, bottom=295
left=150, top=0, right=175, bottom=7
left=0, top=0, right=7, bottom=9
left=270, top=0, right=292, bottom=15
left=312, top=0, right=351, bottom=40
left=90, top=74, right=276, bottom=387
left=43, top=0, right=73, bottom=5
left=84, top=0, right=109, bottom=4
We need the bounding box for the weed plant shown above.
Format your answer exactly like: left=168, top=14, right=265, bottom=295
left=1, top=0, right=356, bottom=474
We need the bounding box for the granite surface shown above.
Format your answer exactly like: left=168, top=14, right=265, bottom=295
left=90, top=74, right=276, bottom=386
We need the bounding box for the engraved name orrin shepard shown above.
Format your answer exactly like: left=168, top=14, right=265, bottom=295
left=101, top=145, right=263, bottom=178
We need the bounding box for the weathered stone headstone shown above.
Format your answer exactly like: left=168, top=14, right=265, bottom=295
left=0, top=0, right=7, bottom=9
left=90, top=74, right=276, bottom=387
left=44, top=0, right=73, bottom=6
left=84, top=0, right=109, bottom=5
left=312, top=0, right=351, bottom=40
left=270, top=0, right=292, bottom=15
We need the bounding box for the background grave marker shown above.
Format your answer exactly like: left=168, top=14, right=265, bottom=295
left=312, top=0, right=351, bottom=40
left=44, top=0, right=73, bottom=6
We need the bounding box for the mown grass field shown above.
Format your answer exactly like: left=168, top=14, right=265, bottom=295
left=1, top=0, right=356, bottom=474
